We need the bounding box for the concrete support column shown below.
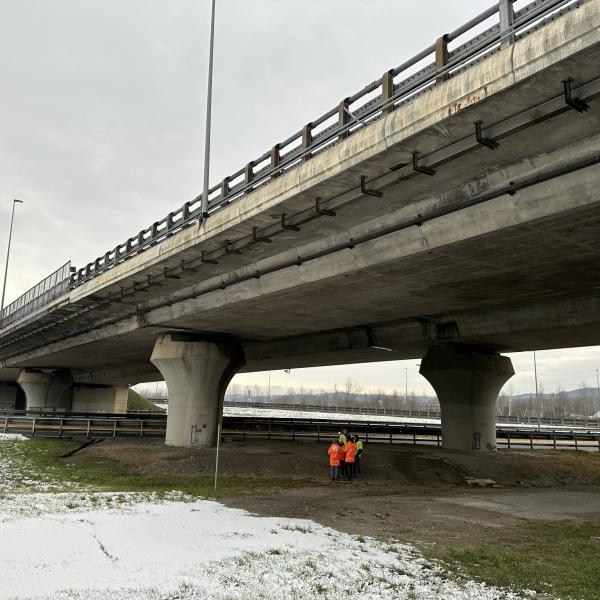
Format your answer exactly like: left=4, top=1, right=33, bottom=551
left=419, top=345, right=514, bottom=451
left=150, top=334, right=245, bottom=447
left=17, top=370, right=73, bottom=412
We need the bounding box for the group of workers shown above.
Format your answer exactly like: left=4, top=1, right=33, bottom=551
left=327, top=429, right=364, bottom=481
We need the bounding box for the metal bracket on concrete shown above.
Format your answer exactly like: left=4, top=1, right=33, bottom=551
left=563, top=79, right=589, bottom=113
left=474, top=121, right=498, bottom=150
left=360, top=176, right=383, bottom=198
left=163, top=268, right=181, bottom=280
left=315, top=199, right=336, bottom=217
left=280, top=214, right=300, bottom=232
left=252, top=227, right=272, bottom=244
left=181, top=260, right=198, bottom=273
left=224, top=241, right=243, bottom=255
left=201, top=251, right=218, bottom=265
left=412, top=152, right=436, bottom=176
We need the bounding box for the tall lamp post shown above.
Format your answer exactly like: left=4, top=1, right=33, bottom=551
left=0, top=199, right=24, bottom=327
left=201, top=0, right=217, bottom=219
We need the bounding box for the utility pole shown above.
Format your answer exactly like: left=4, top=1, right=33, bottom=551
left=0, top=199, right=24, bottom=328
left=596, top=368, right=600, bottom=416
left=405, top=367, right=408, bottom=405
left=533, top=350, right=540, bottom=426
left=201, top=0, right=217, bottom=219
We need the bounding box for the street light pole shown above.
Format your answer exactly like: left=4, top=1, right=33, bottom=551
left=533, top=350, right=540, bottom=426
left=595, top=368, right=600, bottom=416
left=200, top=0, right=217, bottom=219
left=0, top=199, right=23, bottom=327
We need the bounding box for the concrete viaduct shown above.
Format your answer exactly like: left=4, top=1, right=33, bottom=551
left=1, top=0, right=600, bottom=451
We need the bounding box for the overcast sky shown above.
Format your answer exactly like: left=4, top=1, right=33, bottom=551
left=1, top=0, right=599, bottom=395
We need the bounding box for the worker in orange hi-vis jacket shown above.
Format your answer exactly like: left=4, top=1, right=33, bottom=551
left=343, top=437, right=357, bottom=481
left=328, top=440, right=342, bottom=481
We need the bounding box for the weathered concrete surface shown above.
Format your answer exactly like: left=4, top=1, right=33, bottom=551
left=0, top=383, right=17, bottom=411
left=420, top=346, right=514, bottom=451
left=150, top=335, right=244, bottom=447
left=71, top=385, right=128, bottom=414
left=17, top=371, right=73, bottom=411
left=0, top=3, right=598, bottom=437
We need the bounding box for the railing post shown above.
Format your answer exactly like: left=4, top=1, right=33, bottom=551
left=245, top=161, right=254, bottom=190
left=435, top=34, right=449, bottom=83
left=381, top=69, right=394, bottom=114
left=301, top=123, right=313, bottom=161
left=338, top=98, right=350, bottom=140
left=499, top=0, right=515, bottom=49
left=271, top=144, right=281, bottom=177
left=221, top=177, right=230, bottom=201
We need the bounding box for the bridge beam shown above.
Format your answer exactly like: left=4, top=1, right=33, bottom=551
left=17, top=370, right=73, bottom=411
left=419, top=345, right=514, bottom=451
left=150, top=334, right=245, bottom=448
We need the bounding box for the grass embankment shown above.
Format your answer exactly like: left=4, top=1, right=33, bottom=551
left=429, top=520, right=600, bottom=600
left=19, top=439, right=308, bottom=498
left=127, top=389, right=165, bottom=412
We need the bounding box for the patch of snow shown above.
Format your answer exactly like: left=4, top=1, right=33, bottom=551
left=223, top=406, right=442, bottom=425
left=0, top=433, right=27, bottom=441
left=0, top=498, right=528, bottom=600
left=223, top=406, right=600, bottom=432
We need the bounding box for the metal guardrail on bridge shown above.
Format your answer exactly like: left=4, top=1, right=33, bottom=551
left=0, top=262, right=72, bottom=328
left=0, top=0, right=588, bottom=331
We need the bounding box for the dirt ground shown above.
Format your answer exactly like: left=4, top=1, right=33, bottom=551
left=75, top=438, right=600, bottom=553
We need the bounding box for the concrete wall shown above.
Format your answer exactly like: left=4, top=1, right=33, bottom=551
left=0, top=384, right=17, bottom=411
left=71, top=385, right=128, bottom=414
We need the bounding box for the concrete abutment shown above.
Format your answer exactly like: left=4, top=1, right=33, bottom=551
left=150, top=334, right=245, bottom=448
left=419, top=345, right=514, bottom=451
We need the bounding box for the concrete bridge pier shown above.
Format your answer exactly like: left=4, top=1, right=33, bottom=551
left=419, top=345, right=514, bottom=451
left=17, top=370, right=73, bottom=411
left=150, top=334, right=245, bottom=447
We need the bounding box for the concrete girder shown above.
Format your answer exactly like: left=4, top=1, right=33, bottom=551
left=419, top=345, right=514, bottom=451
left=150, top=334, right=245, bottom=447
left=17, top=370, right=73, bottom=411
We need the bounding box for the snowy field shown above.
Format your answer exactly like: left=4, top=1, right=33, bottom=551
left=0, top=434, right=530, bottom=599
left=222, top=406, right=599, bottom=432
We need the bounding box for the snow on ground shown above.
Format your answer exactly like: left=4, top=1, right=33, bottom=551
left=223, top=405, right=599, bottom=431
left=0, top=437, right=529, bottom=599
left=0, top=433, right=27, bottom=440
left=223, top=406, right=442, bottom=425
left=0, top=498, right=529, bottom=600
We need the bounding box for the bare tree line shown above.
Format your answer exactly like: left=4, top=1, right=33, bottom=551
left=138, top=377, right=600, bottom=418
